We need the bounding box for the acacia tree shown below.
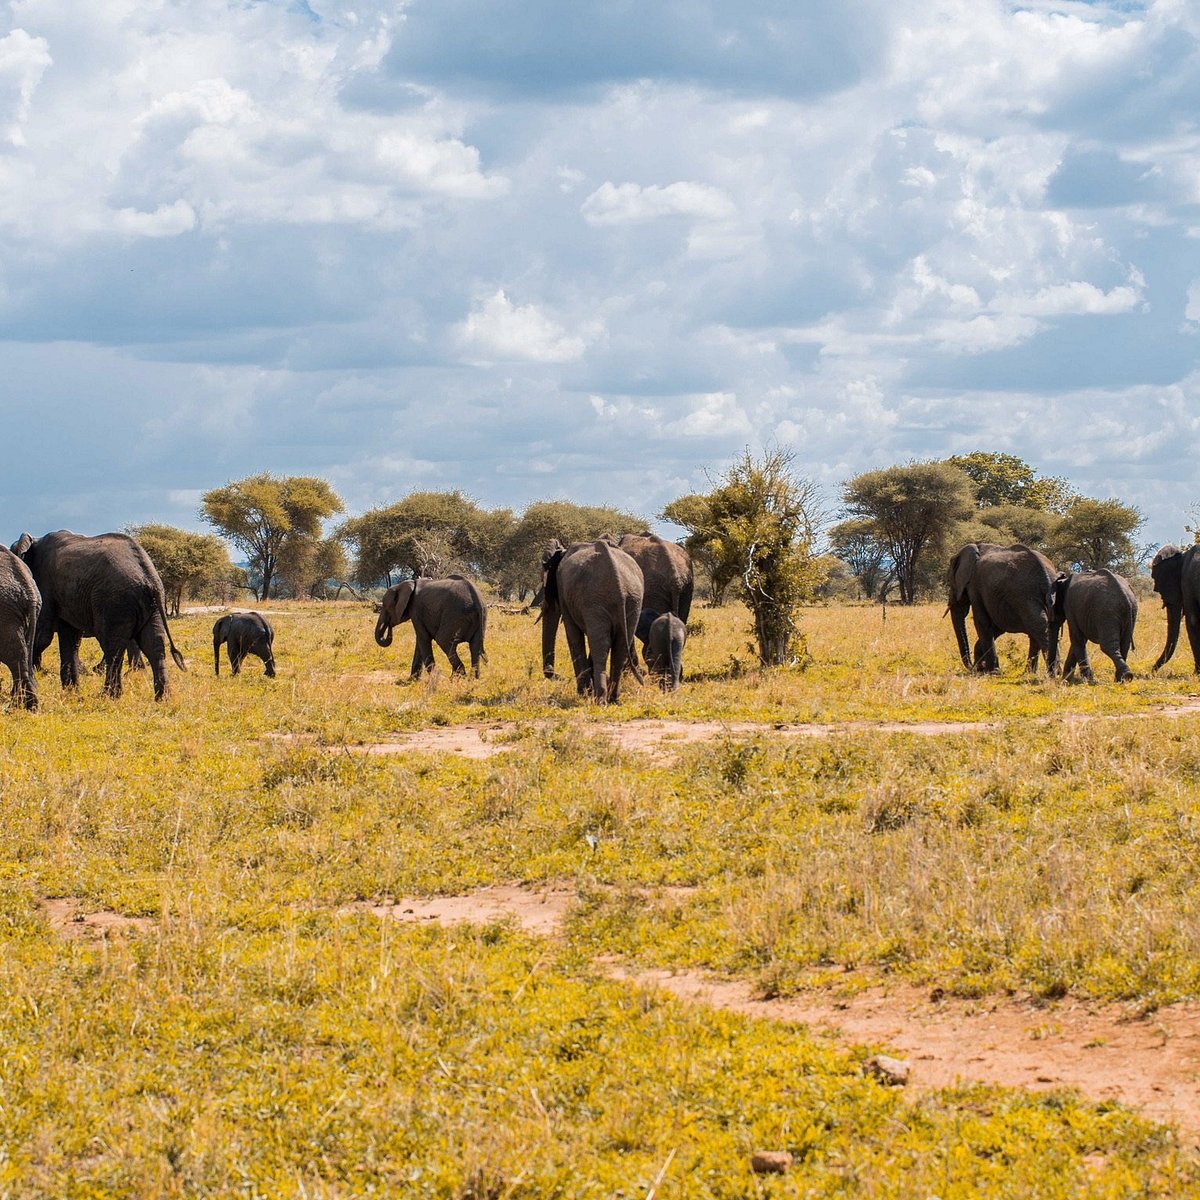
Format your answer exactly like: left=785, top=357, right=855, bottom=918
left=128, top=524, right=232, bottom=615
left=201, top=474, right=344, bottom=600
left=1050, top=498, right=1143, bottom=571
left=946, top=451, right=1077, bottom=513
left=842, top=463, right=975, bottom=604
left=666, top=449, right=823, bottom=665
left=827, top=517, right=893, bottom=599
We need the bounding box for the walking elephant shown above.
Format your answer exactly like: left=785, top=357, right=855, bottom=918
left=948, top=542, right=1059, bottom=674
left=1150, top=545, right=1200, bottom=673
left=0, top=546, right=39, bottom=709
left=214, top=612, right=276, bottom=677
left=374, top=575, right=487, bottom=679
left=1052, top=569, right=1137, bottom=682
left=636, top=609, right=686, bottom=691
left=10, top=531, right=186, bottom=700
left=541, top=539, right=644, bottom=703
left=617, top=532, right=693, bottom=623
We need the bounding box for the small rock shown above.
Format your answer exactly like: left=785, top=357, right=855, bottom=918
left=865, top=1054, right=910, bottom=1086
left=750, top=1151, right=794, bottom=1174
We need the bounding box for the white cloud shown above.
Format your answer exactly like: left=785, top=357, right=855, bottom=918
left=581, top=181, right=735, bottom=225
left=456, top=290, right=592, bottom=364
left=0, top=28, right=50, bottom=146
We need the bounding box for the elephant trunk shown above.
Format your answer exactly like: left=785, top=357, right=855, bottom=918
left=949, top=601, right=972, bottom=670
left=541, top=604, right=560, bottom=678
left=374, top=611, right=394, bottom=647
left=1154, top=604, right=1181, bottom=671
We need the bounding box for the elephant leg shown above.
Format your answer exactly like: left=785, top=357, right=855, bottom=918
left=589, top=625, right=613, bottom=704
left=412, top=629, right=435, bottom=677
left=58, top=627, right=82, bottom=689
left=259, top=641, right=276, bottom=677
left=1186, top=611, right=1200, bottom=675
left=971, top=626, right=1000, bottom=673
left=439, top=637, right=467, bottom=677
left=607, top=638, right=625, bottom=704
left=230, top=643, right=243, bottom=675
left=136, top=623, right=170, bottom=701
left=1025, top=636, right=1042, bottom=675
left=1068, top=624, right=1094, bottom=683
left=1099, top=632, right=1133, bottom=682
left=561, top=614, right=590, bottom=695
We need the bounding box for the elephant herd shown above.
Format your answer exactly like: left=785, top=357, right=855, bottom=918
left=4, top=528, right=1199, bottom=711
left=0, top=530, right=276, bottom=710
left=948, top=540, right=1196, bottom=683
left=372, top=532, right=693, bottom=703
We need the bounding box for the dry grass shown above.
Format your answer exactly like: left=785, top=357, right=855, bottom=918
left=3, top=597, right=1200, bottom=1194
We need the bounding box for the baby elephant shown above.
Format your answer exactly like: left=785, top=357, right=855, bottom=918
left=1052, top=569, right=1137, bottom=683
left=636, top=609, right=686, bottom=691
left=213, top=612, right=276, bottom=677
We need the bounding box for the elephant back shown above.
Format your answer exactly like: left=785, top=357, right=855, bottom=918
left=617, top=532, right=692, bottom=621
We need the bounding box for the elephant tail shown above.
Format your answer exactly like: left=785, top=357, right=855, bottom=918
left=620, top=604, right=645, bottom=686
left=158, top=594, right=187, bottom=671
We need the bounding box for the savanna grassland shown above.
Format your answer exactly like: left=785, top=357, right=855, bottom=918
left=4, top=598, right=1200, bottom=1196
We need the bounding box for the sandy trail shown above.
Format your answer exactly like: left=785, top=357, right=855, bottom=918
left=360, top=883, right=1200, bottom=1135
left=278, top=696, right=1200, bottom=760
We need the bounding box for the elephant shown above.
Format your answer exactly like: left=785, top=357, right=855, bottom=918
left=1052, top=569, right=1137, bottom=683
left=947, top=542, right=1059, bottom=674
left=636, top=609, right=686, bottom=691
left=541, top=539, right=644, bottom=703
left=617, top=532, right=694, bottom=623
left=374, top=574, right=487, bottom=679
left=10, top=530, right=186, bottom=700
left=214, top=612, right=276, bottom=677
left=0, top=546, right=39, bottom=710
left=1150, top=544, right=1200, bottom=673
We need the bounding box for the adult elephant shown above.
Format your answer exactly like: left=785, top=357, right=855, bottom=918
left=214, top=612, right=276, bottom=677
left=374, top=575, right=487, bottom=679
left=541, top=539, right=644, bottom=703
left=10, top=531, right=186, bottom=700
left=0, top=546, right=39, bottom=710
left=1149, top=544, right=1200, bottom=672
left=617, top=532, right=693, bottom=623
left=947, top=542, right=1059, bottom=674
left=1052, top=569, right=1137, bottom=682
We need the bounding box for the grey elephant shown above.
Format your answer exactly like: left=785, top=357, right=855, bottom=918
left=541, top=539, right=644, bottom=703
left=214, top=612, right=276, bottom=677
left=617, top=532, right=694, bottom=623
left=1052, top=569, right=1137, bottom=682
left=0, top=546, right=39, bottom=709
left=10, top=531, right=186, bottom=700
left=1150, top=545, right=1200, bottom=673
left=374, top=575, right=487, bottom=678
left=948, top=542, right=1059, bottom=674
left=636, top=609, right=686, bottom=691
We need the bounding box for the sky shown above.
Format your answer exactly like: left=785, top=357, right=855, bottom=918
left=0, top=0, right=1197, bottom=548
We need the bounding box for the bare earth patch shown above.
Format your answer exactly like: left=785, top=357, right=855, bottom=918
left=42, top=898, right=155, bottom=939
left=611, top=969, right=1200, bottom=1137
left=353, top=883, right=1200, bottom=1135
left=308, top=700, right=1200, bottom=759
left=340, top=884, right=575, bottom=936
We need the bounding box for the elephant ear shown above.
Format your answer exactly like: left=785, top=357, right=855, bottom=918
left=949, top=544, right=980, bottom=603
left=1051, top=573, right=1071, bottom=621
left=542, top=548, right=566, bottom=609
left=10, top=532, right=34, bottom=559
left=397, top=579, right=418, bottom=623
left=1151, top=546, right=1185, bottom=607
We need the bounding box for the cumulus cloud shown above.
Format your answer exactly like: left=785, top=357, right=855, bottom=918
left=455, top=290, right=593, bottom=364
left=581, top=181, right=735, bottom=225
left=0, top=0, right=1196, bottom=542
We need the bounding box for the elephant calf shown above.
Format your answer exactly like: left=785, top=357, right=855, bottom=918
left=214, top=612, right=276, bottom=677
left=1052, top=569, right=1137, bottom=683
left=636, top=609, right=686, bottom=691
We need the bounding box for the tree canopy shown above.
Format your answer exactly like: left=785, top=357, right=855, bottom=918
left=201, top=474, right=344, bottom=600
left=665, top=449, right=822, bottom=665
left=842, top=463, right=975, bottom=604
left=1050, top=497, right=1144, bottom=571
left=946, top=451, right=1076, bottom=513
left=129, top=524, right=232, bottom=616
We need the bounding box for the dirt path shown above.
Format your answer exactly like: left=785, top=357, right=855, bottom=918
left=297, top=697, right=1200, bottom=760
left=362, top=883, right=1200, bottom=1135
